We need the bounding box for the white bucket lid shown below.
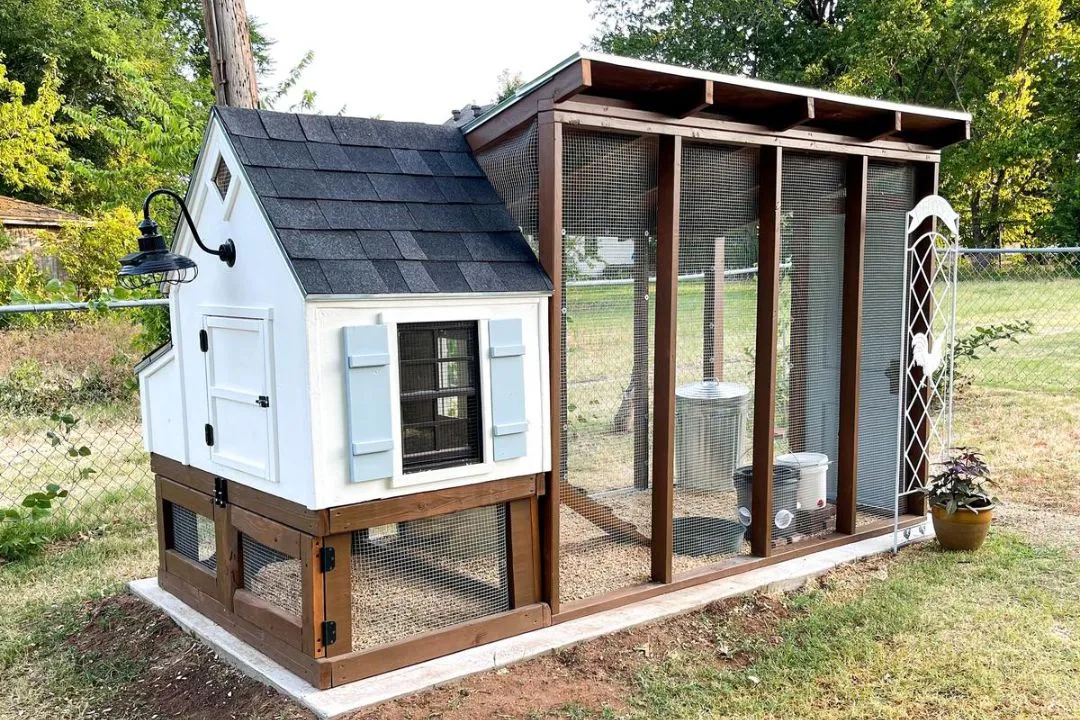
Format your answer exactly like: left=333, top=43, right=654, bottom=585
left=776, top=452, right=830, bottom=469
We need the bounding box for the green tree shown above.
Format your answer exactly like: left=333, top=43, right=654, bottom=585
left=0, top=56, right=70, bottom=203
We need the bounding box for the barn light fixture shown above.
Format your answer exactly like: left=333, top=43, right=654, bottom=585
left=117, top=188, right=236, bottom=290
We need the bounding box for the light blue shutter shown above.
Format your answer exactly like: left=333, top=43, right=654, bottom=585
left=343, top=325, right=394, bottom=482
left=488, top=319, right=528, bottom=461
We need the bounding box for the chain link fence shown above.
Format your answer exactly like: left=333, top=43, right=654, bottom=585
left=0, top=249, right=1077, bottom=535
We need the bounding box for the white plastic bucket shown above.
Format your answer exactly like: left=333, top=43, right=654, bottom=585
left=776, top=452, right=829, bottom=512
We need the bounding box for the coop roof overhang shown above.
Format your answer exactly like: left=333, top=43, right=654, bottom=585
left=464, top=52, right=971, bottom=152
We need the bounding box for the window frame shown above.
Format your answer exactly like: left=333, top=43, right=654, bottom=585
left=397, top=320, right=485, bottom=474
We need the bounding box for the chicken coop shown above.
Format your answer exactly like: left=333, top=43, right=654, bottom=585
left=136, top=51, right=969, bottom=688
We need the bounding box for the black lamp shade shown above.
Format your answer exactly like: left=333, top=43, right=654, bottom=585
left=117, top=218, right=199, bottom=290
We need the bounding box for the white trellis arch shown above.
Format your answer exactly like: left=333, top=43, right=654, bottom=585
left=893, top=195, right=960, bottom=547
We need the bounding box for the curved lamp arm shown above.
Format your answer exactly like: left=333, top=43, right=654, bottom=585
left=143, top=188, right=236, bottom=266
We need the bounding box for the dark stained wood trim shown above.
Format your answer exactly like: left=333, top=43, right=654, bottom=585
left=860, top=111, right=902, bottom=142
left=507, top=497, right=540, bottom=606
left=466, top=60, right=590, bottom=152
left=766, top=97, right=815, bottom=131
left=904, top=162, right=940, bottom=517
left=159, top=475, right=215, bottom=517
left=538, top=113, right=563, bottom=615
left=164, top=549, right=219, bottom=598
left=752, top=146, right=783, bottom=557
left=151, top=454, right=329, bottom=535
left=214, top=502, right=239, bottom=613
left=327, top=474, right=538, bottom=533
left=300, top=535, right=325, bottom=657
left=322, top=532, right=353, bottom=658
left=155, top=476, right=169, bottom=570
left=552, top=513, right=927, bottom=623
left=651, top=134, right=681, bottom=584
left=837, top=155, right=868, bottom=534
left=158, top=570, right=328, bottom=688
left=231, top=504, right=302, bottom=557
left=234, top=589, right=303, bottom=650
left=323, top=604, right=548, bottom=686
left=550, top=106, right=941, bottom=163
left=673, top=79, right=713, bottom=118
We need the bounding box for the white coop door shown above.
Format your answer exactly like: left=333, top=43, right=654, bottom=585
left=202, top=315, right=276, bottom=482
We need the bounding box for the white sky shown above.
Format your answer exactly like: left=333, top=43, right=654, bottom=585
left=247, top=0, right=598, bottom=123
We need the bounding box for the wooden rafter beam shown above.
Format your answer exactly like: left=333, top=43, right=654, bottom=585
left=672, top=79, right=713, bottom=118
left=860, top=111, right=902, bottom=142
left=767, top=97, right=815, bottom=131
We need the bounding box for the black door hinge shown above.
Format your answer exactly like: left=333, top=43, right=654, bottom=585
left=199, top=329, right=208, bottom=352
left=321, top=620, right=337, bottom=646
left=256, top=395, right=270, bottom=408
left=320, top=546, right=336, bottom=572
left=213, top=476, right=228, bottom=507
left=204, top=423, right=214, bottom=446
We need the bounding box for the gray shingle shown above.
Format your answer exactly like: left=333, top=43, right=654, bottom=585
left=261, top=198, right=328, bottom=229
left=354, top=202, right=416, bottom=231
left=441, top=151, right=485, bottom=177
left=216, top=107, right=267, bottom=138
left=291, top=259, right=331, bottom=293
left=391, top=123, right=468, bottom=152
left=278, top=230, right=366, bottom=259
left=408, top=204, right=478, bottom=232
left=433, top=176, right=470, bottom=203
left=329, top=116, right=388, bottom=146
left=322, top=173, right=378, bottom=201
left=245, top=168, right=278, bottom=198
left=458, top=262, right=507, bottom=292
left=459, top=177, right=503, bottom=204
left=317, top=200, right=369, bottom=230
left=419, top=151, right=455, bottom=176
left=372, top=260, right=409, bottom=293
left=343, top=146, right=399, bottom=173
left=391, top=230, right=426, bottom=260
left=462, top=232, right=535, bottom=262
left=391, top=149, right=431, bottom=175
left=307, top=142, right=353, bottom=171
left=369, top=174, right=445, bottom=203
left=471, top=205, right=520, bottom=232
left=398, top=261, right=439, bottom=292
left=490, top=261, right=553, bottom=292
left=413, top=232, right=472, bottom=261
left=320, top=260, right=388, bottom=294
left=357, top=231, right=403, bottom=260
left=422, top=262, right=472, bottom=293
left=239, top=137, right=316, bottom=169
left=260, top=111, right=306, bottom=141
left=266, top=168, right=330, bottom=199
left=299, top=115, right=338, bottom=143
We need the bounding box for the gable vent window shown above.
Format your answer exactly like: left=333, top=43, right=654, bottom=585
left=213, top=156, right=232, bottom=199
left=398, top=321, right=482, bottom=472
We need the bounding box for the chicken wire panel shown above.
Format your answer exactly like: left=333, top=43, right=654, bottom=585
left=672, top=142, right=759, bottom=574
left=474, top=121, right=539, bottom=255
left=349, top=504, right=510, bottom=651
left=170, top=503, right=217, bottom=571
left=241, top=534, right=301, bottom=617
left=776, top=152, right=846, bottom=543
left=559, top=129, right=657, bottom=602
left=857, top=162, right=916, bottom=521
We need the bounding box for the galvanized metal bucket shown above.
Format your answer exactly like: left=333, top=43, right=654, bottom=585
left=674, top=379, right=751, bottom=492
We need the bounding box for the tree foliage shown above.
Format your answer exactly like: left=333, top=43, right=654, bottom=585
left=592, top=0, right=1080, bottom=247
left=0, top=56, right=70, bottom=203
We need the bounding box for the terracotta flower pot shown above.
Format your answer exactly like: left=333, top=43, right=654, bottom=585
left=931, top=504, right=994, bottom=551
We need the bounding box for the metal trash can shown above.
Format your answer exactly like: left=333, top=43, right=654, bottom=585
left=674, top=380, right=750, bottom=492
left=733, top=465, right=800, bottom=538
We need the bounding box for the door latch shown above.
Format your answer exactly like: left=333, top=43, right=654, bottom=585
left=256, top=395, right=270, bottom=408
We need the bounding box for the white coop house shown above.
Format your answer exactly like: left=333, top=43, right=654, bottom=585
left=134, top=52, right=969, bottom=689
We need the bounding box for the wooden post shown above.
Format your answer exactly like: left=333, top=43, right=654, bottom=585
left=651, top=135, right=681, bottom=584
left=904, top=162, right=939, bottom=517
left=538, top=113, right=563, bottom=613
left=752, top=146, right=783, bottom=557
left=837, top=156, right=868, bottom=534
left=201, top=0, right=260, bottom=108
left=703, top=239, right=725, bottom=380
left=322, top=532, right=353, bottom=658
left=506, top=498, right=540, bottom=605
left=632, top=233, right=651, bottom=491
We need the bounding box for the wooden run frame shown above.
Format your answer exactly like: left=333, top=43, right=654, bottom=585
left=468, top=67, right=949, bottom=624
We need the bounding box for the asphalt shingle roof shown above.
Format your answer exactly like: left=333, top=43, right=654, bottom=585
left=215, top=107, right=551, bottom=296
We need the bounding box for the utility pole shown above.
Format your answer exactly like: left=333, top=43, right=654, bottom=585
left=202, top=0, right=260, bottom=108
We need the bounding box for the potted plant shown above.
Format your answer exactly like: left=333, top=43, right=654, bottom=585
left=924, top=447, right=997, bottom=551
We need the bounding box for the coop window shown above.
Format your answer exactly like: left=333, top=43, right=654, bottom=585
left=398, top=321, right=483, bottom=472
left=169, top=504, right=217, bottom=571
left=213, top=156, right=231, bottom=199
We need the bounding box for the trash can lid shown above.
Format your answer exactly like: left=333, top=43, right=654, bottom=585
left=776, top=452, right=830, bottom=469
left=675, top=379, right=750, bottom=401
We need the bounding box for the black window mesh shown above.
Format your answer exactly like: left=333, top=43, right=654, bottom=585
left=474, top=121, right=539, bottom=256
left=777, top=152, right=846, bottom=542
left=398, top=321, right=482, bottom=473
left=213, top=156, right=231, bottom=199
left=857, top=161, right=917, bottom=520
left=559, top=129, right=657, bottom=602
left=241, top=534, right=301, bottom=617
left=671, top=142, right=759, bottom=574
left=170, top=504, right=217, bottom=571
left=349, top=504, right=510, bottom=651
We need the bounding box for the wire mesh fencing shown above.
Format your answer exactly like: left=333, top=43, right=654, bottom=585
left=0, top=300, right=165, bottom=532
